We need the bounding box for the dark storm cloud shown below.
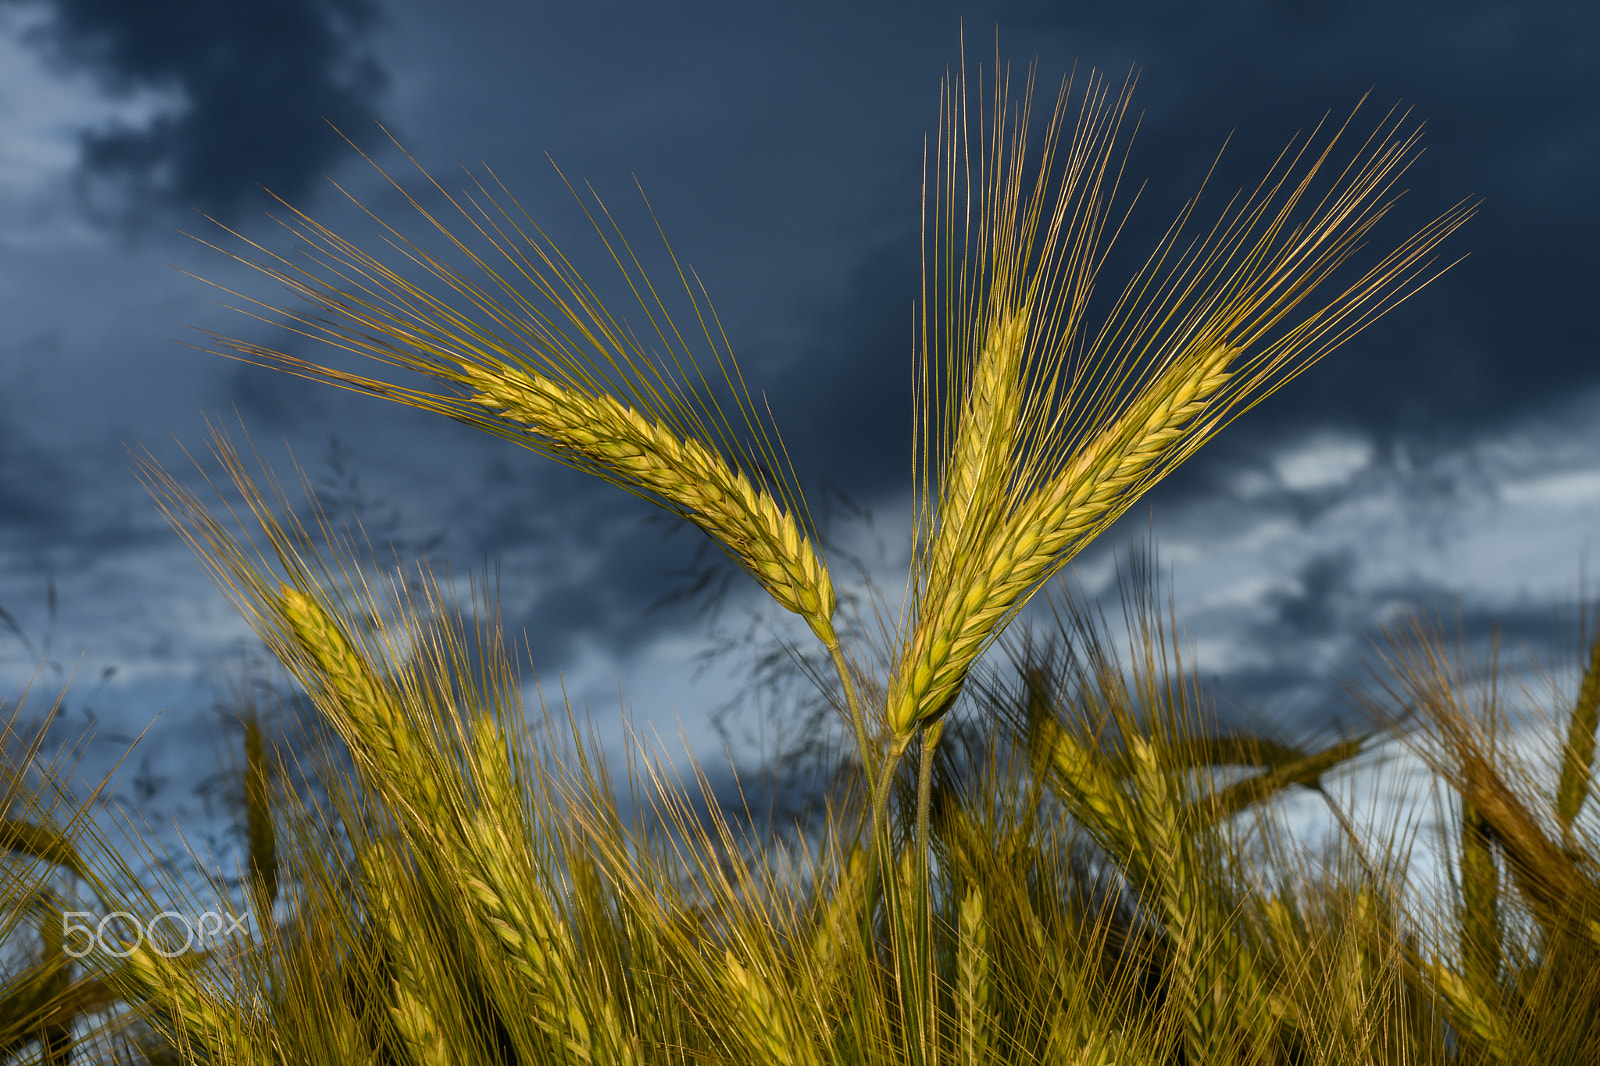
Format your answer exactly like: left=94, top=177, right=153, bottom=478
left=0, top=411, right=75, bottom=547
left=1265, top=549, right=1362, bottom=642
left=762, top=233, right=919, bottom=505
left=996, top=0, right=1598, bottom=502
left=1182, top=542, right=1590, bottom=738
left=3, top=0, right=388, bottom=231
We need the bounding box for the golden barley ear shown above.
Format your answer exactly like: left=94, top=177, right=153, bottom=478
left=1557, top=626, right=1600, bottom=841
left=1422, top=959, right=1525, bottom=1062
left=929, top=304, right=1033, bottom=588
left=0, top=895, right=73, bottom=1065
left=1373, top=612, right=1600, bottom=947
left=189, top=130, right=839, bottom=651
left=241, top=712, right=279, bottom=920
left=1197, top=733, right=1371, bottom=831
left=892, top=60, right=1474, bottom=740
left=1458, top=797, right=1503, bottom=997
left=275, top=583, right=452, bottom=826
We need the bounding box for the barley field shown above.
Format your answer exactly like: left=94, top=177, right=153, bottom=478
left=7, top=45, right=1599, bottom=1066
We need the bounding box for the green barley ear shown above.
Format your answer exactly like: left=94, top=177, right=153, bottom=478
left=717, top=948, right=823, bottom=1066
left=1459, top=797, right=1503, bottom=998
left=242, top=711, right=279, bottom=918
left=802, top=842, right=869, bottom=985
left=113, top=943, right=271, bottom=1066
left=955, top=883, right=993, bottom=1066
left=1557, top=627, right=1600, bottom=840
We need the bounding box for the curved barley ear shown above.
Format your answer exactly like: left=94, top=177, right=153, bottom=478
left=457, top=361, right=835, bottom=642
left=189, top=129, right=837, bottom=647
left=890, top=58, right=1475, bottom=738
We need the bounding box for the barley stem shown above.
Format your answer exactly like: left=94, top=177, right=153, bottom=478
left=912, top=716, right=946, bottom=1066
left=859, top=731, right=916, bottom=961
left=825, top=635, right=878, bottom=837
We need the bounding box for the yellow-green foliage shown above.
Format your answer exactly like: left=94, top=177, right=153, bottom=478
left=34, top=38, right=1600, bottom=1066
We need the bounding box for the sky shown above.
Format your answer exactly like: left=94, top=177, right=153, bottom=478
left=1, top=0, right=1598, bottom=897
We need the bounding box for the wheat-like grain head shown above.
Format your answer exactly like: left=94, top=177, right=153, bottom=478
left=190, top=133, right=838, bottom=648
left=1557, top=627, right=1600, bottom=841
left=458, top=360, right=835, bottom=638
left=888, top=58, right=1475, bottom=737
left=241, top=712, right=278, bottom=918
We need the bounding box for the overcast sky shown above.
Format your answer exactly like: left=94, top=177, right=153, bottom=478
left=2, top=0, right=1597, bottom=886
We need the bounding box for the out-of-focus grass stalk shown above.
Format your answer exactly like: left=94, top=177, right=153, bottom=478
left=1458, top=798, right=1502, bottom=997
left=242, top=711, right=279, bottom=925
left=1556, top=628, right=1600, bottom=842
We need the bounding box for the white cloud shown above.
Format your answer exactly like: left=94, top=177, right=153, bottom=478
left=1499, top=466, right=1600, bottom=508
left=1273, top=431, right=1374, bottom=491
left=0, top=6, right=184, bottom=244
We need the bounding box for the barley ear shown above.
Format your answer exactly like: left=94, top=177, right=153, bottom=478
left=718, top=948, right=822, bottom=1066
left=1127, top=736, right=1212, bottom=1064
left=1425, top=960, right=1523, bottom=1062
left=116, top=944, right=269, bottom=1066
left=355, top=843, right=459, bottom=1066
left=460, top=809, right=640, bottom=1066
left=1459, top=798, right=1503, bottom=996
left=956, top=883, right=993, bottom=1066
left=0, top=817, right=90, bottom=882
left=888, top=341, right=1238, bottom=736
left=932, top=304, right=1031, bottom=584
left=1557, top=627, right=1600, bottom=840
left=242, top=712, right=278, bottom=920
left=276, top=584, right=442, bottom=815
left=34, top=899, right=72, bottom=1066
left=459, top=362, right=837, bottom=644
left=1199, top=733, right=1369, bottom=831
left=1025, top=703, right=1129, bottom=849
left=803, top=843, right=869, bottom=984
